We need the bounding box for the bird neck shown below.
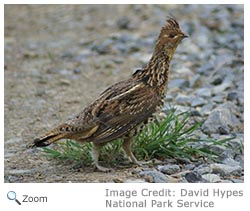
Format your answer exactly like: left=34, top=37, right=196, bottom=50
left=133, top=50, right=172, bottom=88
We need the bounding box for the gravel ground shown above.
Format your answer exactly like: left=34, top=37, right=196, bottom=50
left=4, top=5, right=243, bottom=183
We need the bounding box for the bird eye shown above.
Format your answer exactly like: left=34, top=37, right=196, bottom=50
left=169, top=33, right=177, bottom=38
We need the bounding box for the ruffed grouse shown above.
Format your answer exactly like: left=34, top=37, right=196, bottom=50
left=32, top=18, right=187, bottom=171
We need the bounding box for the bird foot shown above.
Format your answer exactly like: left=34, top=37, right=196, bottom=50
left=133, top=159, right=160, bottom=166
left=134, top=160, right=148, bottom=166
left=95, top=164, right=113, bottom=172
left=130, top=158, right=152, bottom=167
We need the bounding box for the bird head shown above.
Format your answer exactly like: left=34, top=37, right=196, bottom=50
left=154, top=18, right=187, bottom=57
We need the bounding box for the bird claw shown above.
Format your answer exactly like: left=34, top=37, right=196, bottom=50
left=133, top=159, right=160, bottom=167
left=131, top=159, right=151, bottom=167
left=95, top=164, right=113, bottom=173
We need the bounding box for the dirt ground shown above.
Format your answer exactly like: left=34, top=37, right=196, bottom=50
left=5, top=5, right=177, bottom=183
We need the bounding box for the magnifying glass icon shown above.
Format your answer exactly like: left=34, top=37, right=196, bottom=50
left=7, top=191, right=21, bottom=205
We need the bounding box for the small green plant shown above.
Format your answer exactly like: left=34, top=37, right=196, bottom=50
left=42, top=110, right=236, bottom=166
left=42, top=140, right=93, bottom=165
left=133, top=111, right=235, bottom=162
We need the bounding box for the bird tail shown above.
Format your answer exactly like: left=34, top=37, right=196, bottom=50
left=29, top=122, right=99, bottom=148
left=31, top=128, right=67, bottom=148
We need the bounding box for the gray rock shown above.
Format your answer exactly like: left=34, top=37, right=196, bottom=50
left=231, top=178, right=244, bottom=183
left=222, top=158, right=240, bottom=167
left=196, top=87, right=212, bottom=98
left=202, top=107, right=240, bottom=134
left=6, top=175, right=23, bottom=183
left=211, top=95, right=225, bottom=103
left=218, top=125, right=230, bottom=135
left=139, top=170, right=169, bottom=183
left=200, top=103, right=214, bottom=116
left=127, top=43, right=140, bottom=53
left=213, top=51, right=235, bottom=69
left=174, top=66, right=193, bottom=77
left=95, top=45, right=111, bottom=55
left=197, top=62, right=213, bottom=75
left=194, top=166, right=211, bottom=175
left=190, top=109, right=202, bottom=117
left=138, top=35, right=155, bottom=46
left=210, top=163, right=242, bottom=176
left=189, top=75, right=203, bottom=88
left=116, top=16, right=131, bottom=29
left=114, top=43, right=128, bottom=54
left=73, top=68, right=81, bottom=74
left=178, top=177, right=189, bottom=183
left=202, top=174, right=221, bottom=183
left=227, top=92, right=238, bottom=101
left=174, top=105, right=190, bottom=113
left=157, top=164, right=180, bottom=175
left=168, top=79, right=189, bottom=89
left=184, top=164, right=195, bottom=171
left=175, top=94, right=191, bottom=105
left=185, top=172, right=206, bottom=183
left=234, top=154, right=244, bottom=168
left=218, top=102, right=240, bottom=114
left=205, top=144, right=234, bottom=159
left=211, top=77, right=223, bottom=85
left=191, top=97, right=206, bottom=107
left=92, top=39, right=113, bottom=54
left=212, top=81, right=231, bottom=94
left=73, top=49, right=93, bottom=63
left=196, top=30, right=210, bottom=51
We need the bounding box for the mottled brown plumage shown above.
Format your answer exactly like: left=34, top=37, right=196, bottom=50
left=32, top=18, right=187, bottom=171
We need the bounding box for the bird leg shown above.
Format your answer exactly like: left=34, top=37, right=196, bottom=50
left=91, top=143, right=112, bottom=172
left=122, top=138, right=146, bottom=166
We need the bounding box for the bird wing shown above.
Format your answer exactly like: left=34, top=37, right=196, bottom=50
left=90, top=81, right=161, bottom=144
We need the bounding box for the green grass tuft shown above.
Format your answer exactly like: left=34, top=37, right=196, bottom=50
left=42, top=140, right=93, bottom=165
left=133, top=111, right=236, bottom=162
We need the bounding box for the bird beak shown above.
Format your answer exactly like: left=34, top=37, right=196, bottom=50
left=182, top=34, right=188, bottom=39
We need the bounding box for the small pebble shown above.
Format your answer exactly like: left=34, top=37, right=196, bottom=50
left=158, top=164, right=180, bottom=175
left=185, top=172, right=205, bottom=183
left=202, top=173, right=221, bottom=183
